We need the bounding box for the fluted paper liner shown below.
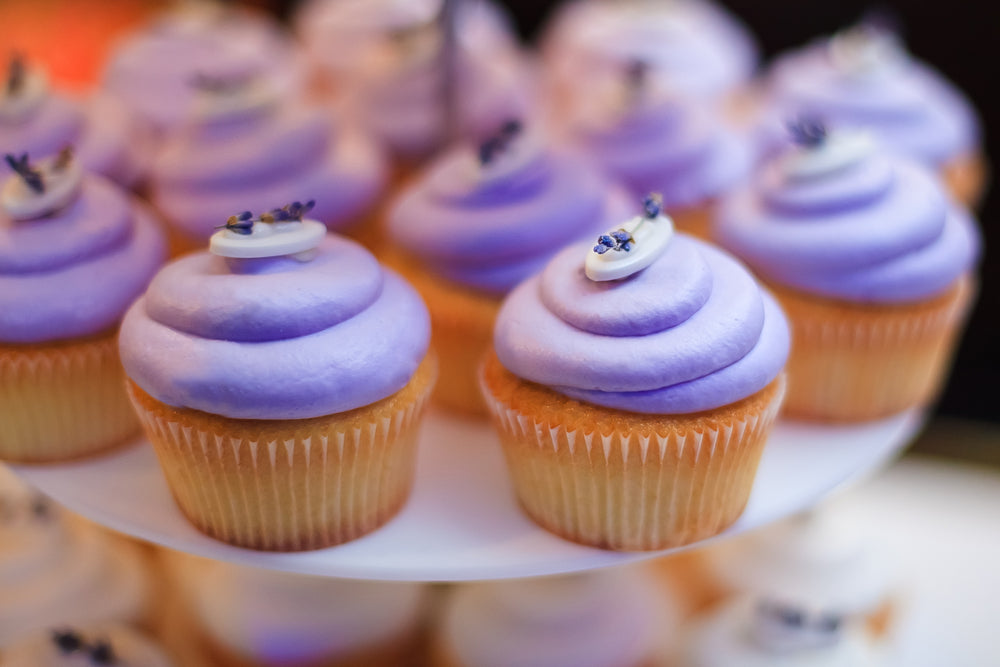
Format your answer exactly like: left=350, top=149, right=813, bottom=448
left=386, top=249, right=499, bottom=417
left=0, top=332, right=140, bottom=463
left=128, top=356, right=436, bottom=551
left=480, top=353, right=785, bottom=551
left=772, top=275, right=974, bottom=422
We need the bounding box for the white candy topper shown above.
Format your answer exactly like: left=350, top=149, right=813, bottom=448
left=1, top=149, right=83, bottom=221
left=751, top=598, right=846, bottom=653
left=828, top=22, right=905, bottom=80
left=586, top=193, right=674, bottom=282
left=209, top=201, right=326, bottom=261
left=782, top=120, right=875, bottom=182
left=430, top=120, right=544, bottom=198
left=189, top=71, right=279, bottom=126
left=0, top=57, right=49, bottom=124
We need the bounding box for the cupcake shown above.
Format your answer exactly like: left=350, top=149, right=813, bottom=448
left=681, top=596, right=886, bottom=666
left=295, top=0, right=518, bottom=100
left=2, top=625, right=174, bottom=667
left=147, top=71, right=386, bottom=254
left=164, top=554, right=428, bottom=667
left=481, top=195, right=789, bottom=550
left=704, top=508, right=898, bottom=639
left=435, top=568, right=672, bottom=667
left=541, top=0, right=758, bottom=116
left=387, top=122, right=631, bottom=415
left=561, top=62, right=753, bottom=238
left=1, top=56, right=148, bottom=189
left=0, top=467, right=152, bottom=646
left=760, top=21, right=986, bottom=207
left=714, top=122, right=980, bottom=421
left=101, top=3, right=307, bottom=138
left=0, top=151, right=166, bottom=463
left=342, top=10, right=533, bottom=168
left=119, top=203, right=435, bottom=550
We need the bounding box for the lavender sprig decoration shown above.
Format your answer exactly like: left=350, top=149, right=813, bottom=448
left=478, top=119, right=523, bottom=165
left=218, top=201, right=317, bottom=235
left=52, top=630, right=84, bottom=654
left=592, top=192, right=663, bottom=255
left=90, top=639, right=117, bottom=665
left=787, top=117, right=828, bottom=148
left=4, top=153, right=44, bottom=193
left=221, top=211, right=254, bottom=235
left=6, top=53, right=25, bottom=96
left=50, top=630, right=118, bottom=664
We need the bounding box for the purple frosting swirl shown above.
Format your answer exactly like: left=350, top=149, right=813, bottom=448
left=119, top=235, right=431, bottom=419
left=0, top=92, right=147, bottom=188
left=100, top=7, right=307, bottom=135
left=570, top=95, right=752, bottom=207
left=387, top=143, right=632, bottom=294
left=714, top=142, right=981, bottom=303
left=762, top=38, right=980, bottom=166
left=494, top=234, right=789, bottom=414
left=149, top=106, right=386, bottom=244
left=0, top=176, right=166, bottom=343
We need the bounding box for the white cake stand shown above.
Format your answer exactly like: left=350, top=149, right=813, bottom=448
left=11, top=409, right=921, bottom=582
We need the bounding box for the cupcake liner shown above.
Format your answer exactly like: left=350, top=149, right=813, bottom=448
left=480, top=353, right=785, bottom=551
left=772, top=275, right=974, bottom=422
left=0, top=332, right=140, bottom=463
left=127, top=357, right=436, bottom=551
left=941, top=151, right=988, bottom=210
left=386, top=250, right=500, bottom=417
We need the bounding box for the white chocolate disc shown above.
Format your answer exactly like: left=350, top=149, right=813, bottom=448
left=585, top=212, right=674, bottom=282
left=781, top=129, right=875, bottom=182
left=828, top=26, right=905, bottom=80
left=210, top=218, right=326, bottom=259
left=1, top=156, right=83, bottom=221
left=0, top=67, right=49, bottom=124
left=190, top=75, right=280, bottom=126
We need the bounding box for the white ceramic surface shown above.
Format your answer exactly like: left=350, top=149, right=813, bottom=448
left=12, top=409, right=921, bottom=582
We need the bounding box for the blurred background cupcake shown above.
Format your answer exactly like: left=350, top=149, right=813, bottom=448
left=386, top=120, right=630, bottom=416
left=0, top=466, right=154, bottom=646
left=0, top=151, right=165, bottom=462
left=758, top=18, right=986, bottom=208
left=0, top=55, right=149, bottom=189
left=434, top=567, right=674, bottom=667
left=714, top=121, right=980, bottom=421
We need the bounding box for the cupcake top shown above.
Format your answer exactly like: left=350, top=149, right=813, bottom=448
left=441, top=568, right=669, bottom=667
left=119, top=204, right=430, bottom=420
left=149, top=74, right=386, bottom=242
left=565, top=63, right=753, bottom=206
left=707, top=508, right=892, bottom=617
left=295, top=0, right=518, bottom=84
left=344, top=14, right=533, bottom=160
left=101, top=4, right=307, bottom=135
left=0, top=151, right=166, bottom=344
left=763, top=22, right=980, bottom=166
left=173, top=555, right=425, bottom=664
left=715, top=122, right=981, bottom=304
left=683, top=597, right=885, bottom=667
left=494, top=195, right=789, bottom=414
left=0, top=467, right=150, bottom=647
left=542, top=0, right=758, bottom=103
left=388, top=121, right=632, bottom=294
left=0, top=57, right=147, bottom=188
left=2, top=625, right=173, bottom=667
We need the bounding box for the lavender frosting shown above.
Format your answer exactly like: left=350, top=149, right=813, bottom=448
left=101, top=7, right=307, bottom=135
left=715, top=140, right=981, bottom=304
left=494, top=235, right=789, bottom=414
left=763, top=36, right=980, bottom=166
left=388, top=142, right=632, bottom=294
left=150, top=106, right=386, bottom=244
left=0, top=93, right=146, bottom=188
left=543, top=0, right=759, bottom=103
left=0, top=176, right=166, bottom=343
left=569, top=91, right=752, bottom=207
left=119, top=235, right=430, bottom=419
